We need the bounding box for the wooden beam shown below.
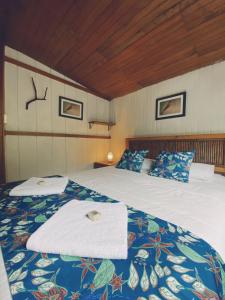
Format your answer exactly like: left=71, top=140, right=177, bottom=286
left=0, top=41, right=5, bottom=183
left=4, top=130, right=111, bottom=140
left=4, top=55, right=111, bottom=101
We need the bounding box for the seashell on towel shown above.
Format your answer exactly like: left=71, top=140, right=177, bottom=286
left=37, top=180, right=46, bottom=185
left=86, top=210, right=101, bottom=221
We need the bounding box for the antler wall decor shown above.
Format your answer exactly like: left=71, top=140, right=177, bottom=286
left=25, top=77, right=48, bottom=110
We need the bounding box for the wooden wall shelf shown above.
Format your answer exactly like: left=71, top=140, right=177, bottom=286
left=88, top=121, right=115, bottom=131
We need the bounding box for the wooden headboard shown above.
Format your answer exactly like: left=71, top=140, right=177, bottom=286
left=126, top=133, right=225, bottom=175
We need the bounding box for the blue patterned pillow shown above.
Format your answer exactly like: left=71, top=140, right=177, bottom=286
left=149, top=150, right=195, bottom=183
left=116, top=149, right=149, bottom=172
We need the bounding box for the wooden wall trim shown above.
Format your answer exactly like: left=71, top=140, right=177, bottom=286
left=4, top=56, right=110, bottom=101
left=126, top=133, right=225, bottom=142
left=5, top=130, right=111, bottom=140
left=0, top=41, right=5, bottom=183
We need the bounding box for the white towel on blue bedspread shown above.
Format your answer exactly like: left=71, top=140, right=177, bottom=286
left=9, top=177, right=68, bottom=196
left=26, top=200, right=128, bottom=259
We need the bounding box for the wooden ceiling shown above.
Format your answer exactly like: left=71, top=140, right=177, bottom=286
left=2, top=0, right=225, bottom=100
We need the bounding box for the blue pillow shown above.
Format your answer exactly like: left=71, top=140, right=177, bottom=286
left=116, top=149, right=149, bottom=173
left=149, top=150, right=195, bottom=183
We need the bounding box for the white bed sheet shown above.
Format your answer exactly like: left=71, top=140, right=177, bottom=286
left=70, top=166, right=225, bottom=261
left=0, top=248, right=12, bottom=300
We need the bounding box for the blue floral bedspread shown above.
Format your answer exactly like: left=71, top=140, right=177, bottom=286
left=0, top=179, right=224, bottom=300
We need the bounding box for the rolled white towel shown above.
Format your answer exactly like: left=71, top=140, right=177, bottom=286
left=9, top=177, right=68, bottom=196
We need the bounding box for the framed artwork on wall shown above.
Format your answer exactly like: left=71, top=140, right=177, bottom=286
left=155, top=91, right=186, bottom=120
left=59, top=96, right=83, bottom=120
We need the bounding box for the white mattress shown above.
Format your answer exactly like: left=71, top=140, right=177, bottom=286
left=1, top=167, right=225, bottom=299
left=70, top=166, right=225, bottom=261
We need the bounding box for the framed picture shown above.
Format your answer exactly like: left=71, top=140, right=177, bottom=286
left=59, top=96, right=83, bottom=120
left=155, top=92, right=186, bottom=120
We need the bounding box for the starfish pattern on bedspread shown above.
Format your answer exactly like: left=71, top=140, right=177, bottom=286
left=0, top=179, right=225, bottom=300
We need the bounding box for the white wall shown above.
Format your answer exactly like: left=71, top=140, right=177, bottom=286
left=5, top=47, right=225, bottom=179
left=4, top=47, right=110, bottom=182
left=110, top=61, right=225, bottom=160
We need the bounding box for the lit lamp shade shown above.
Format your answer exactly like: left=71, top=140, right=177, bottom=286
left=107, top=152, right=114, bottom=162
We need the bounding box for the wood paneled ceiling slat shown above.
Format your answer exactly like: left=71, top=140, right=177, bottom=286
left=56, top=0, right=151, bottom=72
left=72, top=0, right=181, bottom=78
left=42, top=0, right=113, bottom=67
left=3, top=0, right=225, bottom=99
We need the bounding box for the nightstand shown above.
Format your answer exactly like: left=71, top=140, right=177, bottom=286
left=215, top=165, right=225, bottom=176
left=94, top=161, right=116, bottom=169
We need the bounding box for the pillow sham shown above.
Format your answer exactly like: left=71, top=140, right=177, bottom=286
left=141, top=158, right=155, bottom=174
left=189, top=163, right=214, bottom=181
left=149, top=150, right=195, bottom=183
left=116, top=149, right=149, bottom=173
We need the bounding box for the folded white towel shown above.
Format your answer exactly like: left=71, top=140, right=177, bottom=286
left=27, top=200, right=128, bottom=259
left=9, top=177, right=68, bottom=196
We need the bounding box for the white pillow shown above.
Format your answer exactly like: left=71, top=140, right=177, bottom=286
left=141, top=158, right=155, bottom=174
left=189, top=163, right=215, bottom=181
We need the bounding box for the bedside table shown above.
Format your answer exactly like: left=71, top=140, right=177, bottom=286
left=215, top=165, right=225, bottom=176
left=94, top=161, right=116, bottom=169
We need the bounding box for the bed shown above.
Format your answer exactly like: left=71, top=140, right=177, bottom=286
left=0, top=133, right=225, bottom=300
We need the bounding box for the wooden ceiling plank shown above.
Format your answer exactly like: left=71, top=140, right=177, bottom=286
left=17, top=1, right=60, bottom=53
left=196, top=35, right=225, bottom=56
left=97, top=0, right=174, bottom=59
left=95, top=39, right=225, bottom=97
left=180, top=0, right=224, bottom=30
left=7, top=0, right=112, bottom=69
left=135, top=54, right=200, bottom=87
left=198, top=45, right=225, bottom=65
left=55, top=0, right=139, bottom=70
left=82, top=0, right=221, bottom=82
left=81, top=15, right=188, bottom=83
left=123, top=45, right=225, bottom=95
left=73, top=1, right=225, bottom=85
left=80, top=6, right=225, bottom=86
left=187, top=11, right=225, bottom=55
left=43, top=0, right=113, bottom=66
left=123, top=47, right=196, bottom=82
left=98, top=0, right=192, bottom=60
left=190, top=12, right=225, bottom=39
left=29, top=0, right=75, bottom=60
left=6, top=1, right=35, bottom=50
left=114, top=22, right=191, bottom=74
left=75, top=0, right=151, bottom=54
left=69, top=9, right=225, bottom=96
left=57, top=0, right=151, bottom=72
left=73, top=0, right=192, bottom=78
left=113, top=48, right=225, bottom=98
left=78, top=8, right=192, bottom=81
left=6, top=1, right=65, bottom=63
left=4, top=0, right=225, bottom=99
left=89, top=45, right=196, bottom=95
